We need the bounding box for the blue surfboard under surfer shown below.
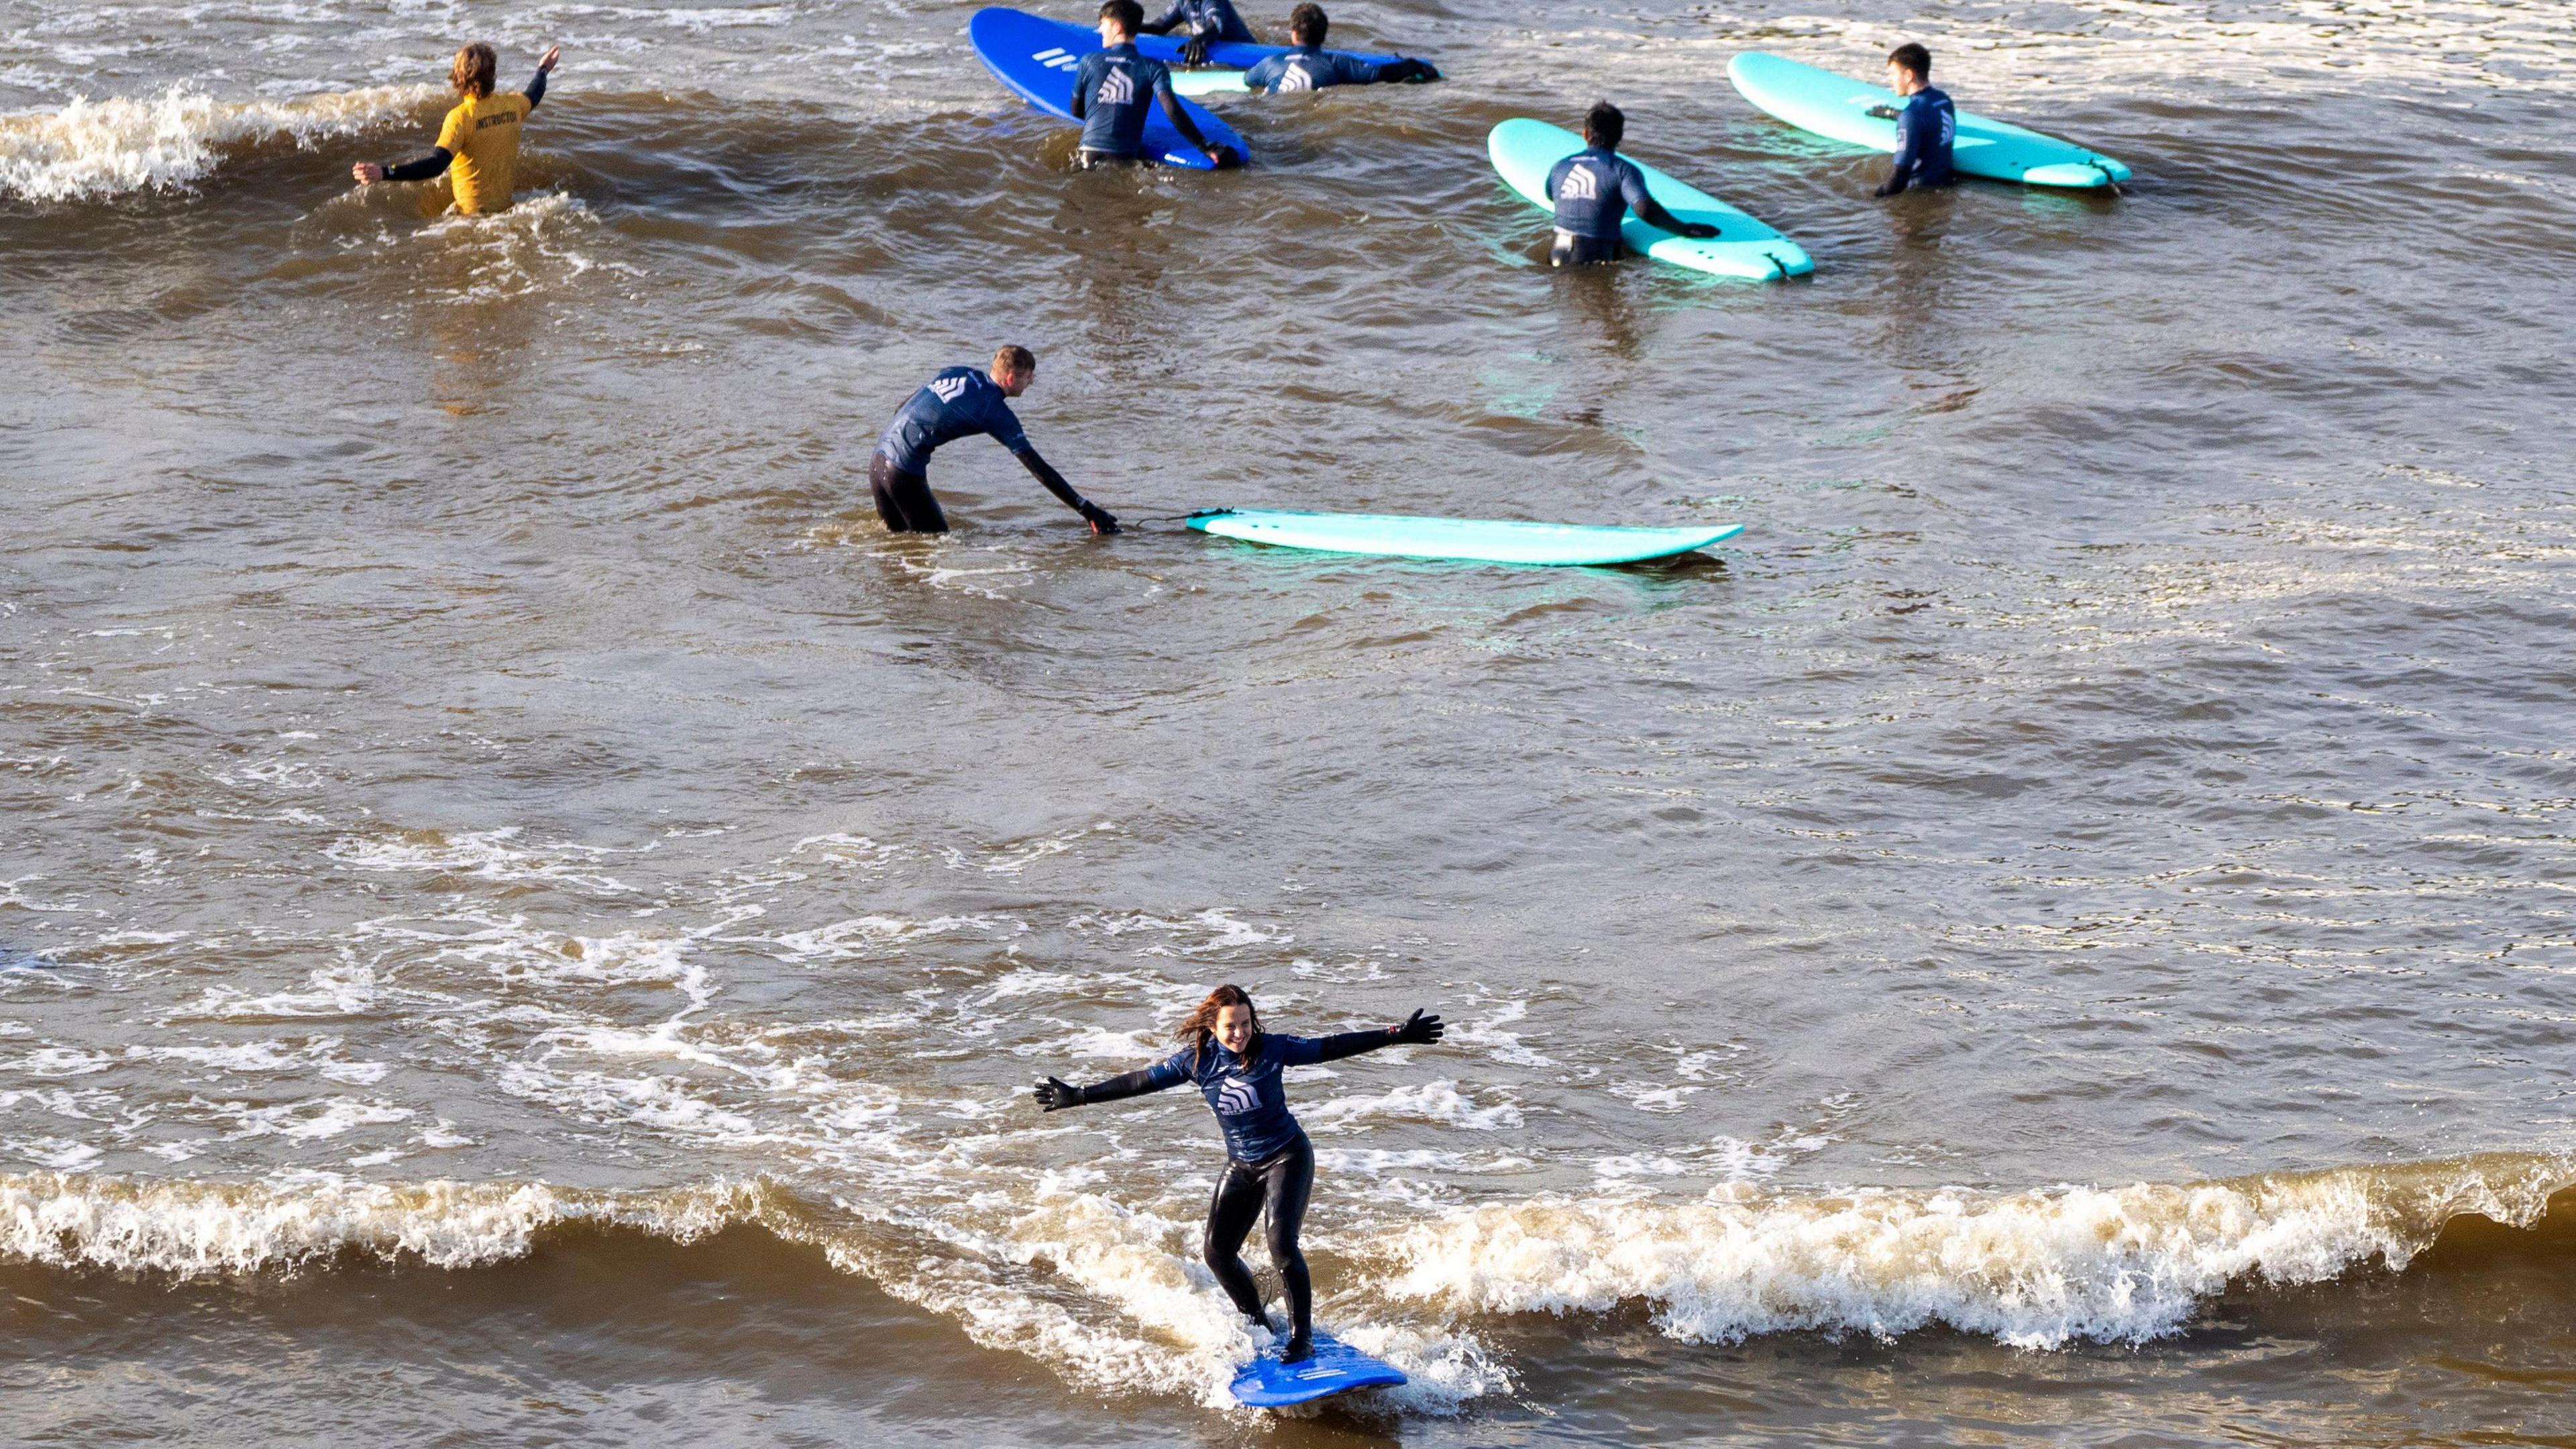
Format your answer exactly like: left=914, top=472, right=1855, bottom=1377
left=1034, top=984, right=1445, bottom=1364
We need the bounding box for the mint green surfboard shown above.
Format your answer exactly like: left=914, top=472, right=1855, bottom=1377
left=1171, top=68, right=1250, bottom=97
left=1727, top=52, right=2131, bottom=188
left=1487, top=119, right=1812, bottom=282
left=1187, top=509, right=1743, bottom=566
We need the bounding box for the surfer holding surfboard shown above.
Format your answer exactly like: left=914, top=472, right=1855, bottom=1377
left=1242, top=6, right=1439, bottom=92
left=1033, top=985, right=1444, bottom=1365
left=1870, top=44, right=1955, bottom=196
left=1544, top=102, right=1722, bottom=266
left=1071, top=0, right=1235, bottom=168
left=871, top=346, right=1117, bottom=535
left=1136, top=0, right=1254, bottom=66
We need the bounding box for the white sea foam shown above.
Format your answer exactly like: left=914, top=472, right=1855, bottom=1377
left=0, top=84, right=434, bottom=201
left=1380, top=1157, right=2576, bottom=1350
left=1301, top=1079, right=1525, bottom=1134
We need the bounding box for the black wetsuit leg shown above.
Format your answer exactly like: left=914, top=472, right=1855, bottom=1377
left=1550, top=229, right=1620, bottom=266
left=1203, top=1134, right=1316, bottom=1340
left=869, top=453, right=948, bottom=534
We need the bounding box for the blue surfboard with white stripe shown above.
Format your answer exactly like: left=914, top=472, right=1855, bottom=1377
left=1230, top=1331, right=1406, bottom=1407
left=969, top=7, right=1245, bottom=170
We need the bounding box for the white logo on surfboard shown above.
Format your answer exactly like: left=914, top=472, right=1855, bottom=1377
left=1216, top=1077, right=1260, bottom=1115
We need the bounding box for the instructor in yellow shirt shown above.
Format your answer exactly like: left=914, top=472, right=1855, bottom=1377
left=352, top=42, right=560, bottom=215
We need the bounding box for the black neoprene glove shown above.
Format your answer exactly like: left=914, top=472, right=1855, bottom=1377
left=1034, top=1077, right=1086, bottom=1111
left=1181, top=34, right=1211, bottom=65
left=1866, top=103, right=1900, bottom=120
left=1078, top=501, right=1120, bottom=535
left=1392, top=1008, right=1444, bottom=1046
left=1382, top=58, right=1440, bottom=83
left=1678, top=221, right=1720, bottom=239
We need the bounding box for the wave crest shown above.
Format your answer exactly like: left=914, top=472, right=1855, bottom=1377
left=0, top=85, right=435, bottom=203
left=1379, top=1155, right=2576, bottom=1349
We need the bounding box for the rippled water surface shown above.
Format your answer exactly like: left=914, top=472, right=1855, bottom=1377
left=5, top=0, right=2575, bottom=1442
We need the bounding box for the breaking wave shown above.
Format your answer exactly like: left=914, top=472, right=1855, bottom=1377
left=0, top=85, right=434, bottom=202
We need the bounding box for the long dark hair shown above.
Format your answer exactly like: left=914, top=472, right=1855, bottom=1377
left=1175, top=983, right=1258, bottom=1066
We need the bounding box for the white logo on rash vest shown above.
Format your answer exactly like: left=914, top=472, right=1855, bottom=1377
left=1558, top=162, right=1601, bottom=201
left=1096, top=64, right=1136, bottom=105
left=1215, top=1076, right=1260, bottom=1116
left=928, top=375, right=969, bottom=402
left=1279, top=58, right=1316, bottom=91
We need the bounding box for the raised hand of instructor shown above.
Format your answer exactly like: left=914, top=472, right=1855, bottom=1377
left=1391, top=1008, right=1444, bottom=1045
left=1033, top=1076, right=1087, bottom=1111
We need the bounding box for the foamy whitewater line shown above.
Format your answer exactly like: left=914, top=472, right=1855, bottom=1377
left=7, top=1154, right=2573, bottom=1408
left=0, top=84, right=435, bottom=201
left=1379, top=1154, right=2576, bottom=1350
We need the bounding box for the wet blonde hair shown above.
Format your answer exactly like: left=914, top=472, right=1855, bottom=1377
left=449, top=42, right=498, bottom=98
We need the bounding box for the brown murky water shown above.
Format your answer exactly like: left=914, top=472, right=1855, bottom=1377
left=5, top=0, right=2575, bottom=1441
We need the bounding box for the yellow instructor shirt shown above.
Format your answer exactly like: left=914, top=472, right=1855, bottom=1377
left=433, top=90, right=533, bottom=214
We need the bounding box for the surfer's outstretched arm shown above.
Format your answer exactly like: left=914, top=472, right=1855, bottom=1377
left=1014, top=447, right=1119, bottom=534
left=1276, top=1008, right=1446, bottom=1065
left=1034, top=1056, right=1187, bottom=1110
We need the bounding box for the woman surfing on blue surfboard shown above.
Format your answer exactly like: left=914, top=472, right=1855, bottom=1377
left=1033, top=984, right=1443, bottom=1364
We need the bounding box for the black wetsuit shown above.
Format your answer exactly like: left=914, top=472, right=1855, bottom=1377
left=871, top=366, right=1110, bottom=534
left=1544, top=144, right=1703, bottom=266
left=1059, top=1027, right=1407, bottom=1347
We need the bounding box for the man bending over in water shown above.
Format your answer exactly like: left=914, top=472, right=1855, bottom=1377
left=872, top=346, right=1118, bottom=536
left=1072, top=0, right=1234, bottom=167
left=352, top=42, right=560, bottom=215
left=1242, top=5, right=1439, bottom=93
left=1869, top=42, right=1955, bottom=196
left=1546, top=101, right=1719, bottom=266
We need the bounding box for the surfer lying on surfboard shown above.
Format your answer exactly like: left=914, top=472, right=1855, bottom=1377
left=871, top=345, right=1117, bottom=535
left=1868, top=44, right=1955, bottom=196
left=1034, top=984, right=1444, bottom=1363
left=1547, top=102, right=1721, bottom=266
left=1138, top=0, right=1254, bottom=67
left=1073, top=0, right=1236, bottom=168
left=1242, top=5, right=1439, bottom=93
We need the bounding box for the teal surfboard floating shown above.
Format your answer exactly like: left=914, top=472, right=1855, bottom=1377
left=1230, top=1331, right=1406, bottom=1407
left=1187, top=508, right=1745, bottom=566
left=1727, top=52, right=2131, bottom=189
left=1487, top=119, right=1813, bottom=281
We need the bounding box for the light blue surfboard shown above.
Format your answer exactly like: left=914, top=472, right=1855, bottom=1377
left=1231, top=1331, right=1406, bottom=1408
left=1487, top=119, right=1812, bottom=282
left=1728, top=52, right=2131, bottom=188
left=969, top=7, right=1245, bottom=170
left=1171, top=68, right=1250, bottom=97
left=1187, top=508, right=1744, bottom=566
